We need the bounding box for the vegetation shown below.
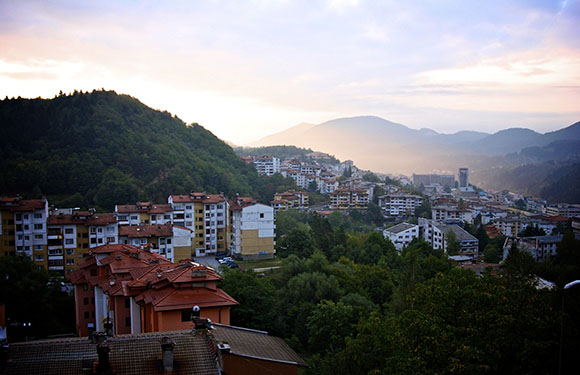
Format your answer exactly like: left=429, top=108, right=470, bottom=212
left=234, top=145, right=340, bottom=164
left=0, top=91, right=293, bottom=209
left=0, top=255, right=75, bottom=341
left=220, top=215, right=579, bottom=374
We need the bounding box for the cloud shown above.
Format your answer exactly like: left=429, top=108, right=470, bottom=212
left=325, top=0, right=360, bottom=13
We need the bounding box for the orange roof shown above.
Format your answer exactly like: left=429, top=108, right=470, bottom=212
left=137, top=287, right=238, bottom=312
left=116, top=203, right=172, bottom=214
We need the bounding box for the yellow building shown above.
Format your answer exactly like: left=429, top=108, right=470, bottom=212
left=230, top=198, right=275, bottom=260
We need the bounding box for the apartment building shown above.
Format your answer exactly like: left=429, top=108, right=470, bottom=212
left=271, top=190, right=309, bottom=212
left=544, top=203, right=580, bottom=218
left=47, top=210, right=117, bottom=276
left=230, top=198, right=275, bottom=260
left=117, top=224, right=193, bottom=262
left=115, top=202, right=174, bottom=226
left=317, top=177, right=339, bottom=194
left=168, top=193, right=229, bottom=257
left=419, top=218, right=479, bottom=258
left=253, top=156, right=281, bottom=176
left=0, top=197, right=48, bottom=268
left=378, top=193, right=423, bottom=216
left=383, top=222, right=419, bottom=251
left=432, top=205, right=474, bottom=224
left=330, top=188, right=369, bottom=209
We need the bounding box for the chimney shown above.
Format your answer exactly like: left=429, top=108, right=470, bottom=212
left=160, top=337, right=176, bottom=374
left=96, top=342, right=112, bottom=375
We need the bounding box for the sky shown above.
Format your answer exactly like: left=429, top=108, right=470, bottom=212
left=0, top=0, right=579, bottom=145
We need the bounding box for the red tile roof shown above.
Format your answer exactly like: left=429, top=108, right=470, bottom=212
left=0, top=197, right=46, bottom=212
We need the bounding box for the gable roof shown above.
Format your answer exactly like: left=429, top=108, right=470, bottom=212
left=211, top=324, right=308, bottom=368
left=4, top=330, right=219, bottom=375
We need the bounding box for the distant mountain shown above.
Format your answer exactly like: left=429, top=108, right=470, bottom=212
left=0, top=91, right=270, bottom=209
left=251, top=116, right=580, bottom=175
left=251, top=122, right=316, bottom=147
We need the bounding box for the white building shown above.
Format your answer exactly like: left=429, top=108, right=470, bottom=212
left=230, top=199, right=275, bottom=260
left=379, top=194, right=423, bottom=216
left=254, top=156, right=281, bottom=176
left=383, top=223, right=419, bottom=251
left=419, top=218, right=479, bottom=258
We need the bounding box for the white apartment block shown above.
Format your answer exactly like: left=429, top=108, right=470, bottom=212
left=230, top=200, right=275, bottom=260
left=383, top=223, right=419, bottom=251
left=432, top=205, right=474, bottom=224
left=254, top=156, right=281, bottom=176
left=379, top=194, right=423, bottom=216
left=544, top=203, right=580, bottom=218
left=419, top=218, right=479, bottom=258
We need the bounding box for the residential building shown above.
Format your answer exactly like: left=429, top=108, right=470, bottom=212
left=0, top=197, right=48, bottom=266
left=4, top=321, right=307, bottom=375
left=117, top=224, right=193, bottom=262
left=544, top=203, right=580, bottom=218
left=230, top=198, right=275, bottom=260
left=169, top=193, right=230, bottom=257
left=458, top=168, right=469, bottom=188
left=419, top=218, right=479, bottom=258
left=254, top=156, right=281, bottom=176
left=47, top=210, right=118, bottom=276
left=330, top=188, right=369, bottom=209
left=432, top=205, right=474, bottom=224
left=70, top=244, right=238, bottom=337
left=115, top=202, right=173, bottom=226
left=502, top=235, right=580, bottom=262
left=378, top=193, right=423, bottom=216
left=271, top=190, right=309, bottom=212
left=317, top=177, right=339, bottom=194
left=383, top=223, right=419, bottom=250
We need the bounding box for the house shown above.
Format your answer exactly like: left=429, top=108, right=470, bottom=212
left=230, top=198, right=275, bottom=260
left=70, top=244, right=238, bottom=337
left=383, top=223, right=419, bottom=250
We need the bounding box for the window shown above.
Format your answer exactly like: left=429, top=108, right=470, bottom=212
left=65, top=228, right=74, bottom=234
left=17, top=235, right=23, bottom=240
left=131, top=215, right=138, bottom=220
left=23, top=214, right=29, bottom=220
left=125, top=317, right=131, bottom=327
left=83, top=297, right=89, bottom=305
left=35, top=245, right=43, bottom=251
left=34, top=234, right=43, bottom=240
left=34, top=224, right=43, bottom=230
left=15, top=214, right=22, bottom=221
left=34, top=213, right=42, bottom=219
left=35, top=255, right=44, bottom=261
left=166, top=239, right=172, bottom=244
left=186, top=205, right=192, bottom=210
left=16, top=224, right=22, bottom=231
left=97, top=228, right=103, bottom=233
left=107, top=227, right=114, bottom=232
left=66, top=259, right=74, bottom=265
left=181, top=310, right=192, bottom=322
left=185, top=221, right=192, bottom=226
left=83, top=284, right=88, bottom=291
left=84, top=311, right=90, bottom=319
left=65, top=239, right=74, bottom=245
left=260, top=213, right=265, bottom=218
left=24, top=235, right=30, bottom=241
left=90, top=228, right=96, bottom=234
left=98, top=238, right=103, bottom=244
left=66, top=249, right=74, bottom=255
left=106, top=237, right=115, bottom=243
left=125, top=298, right=130, bottom=308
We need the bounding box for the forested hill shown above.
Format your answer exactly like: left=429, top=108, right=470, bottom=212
left=0, top=90, right=275, bottom=209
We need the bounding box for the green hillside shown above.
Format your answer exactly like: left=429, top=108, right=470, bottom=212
left=0, top=90, right=278, bottom=209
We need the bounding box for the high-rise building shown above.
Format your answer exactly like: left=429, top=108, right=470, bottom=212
left=459, top=168, right=469, bottom=188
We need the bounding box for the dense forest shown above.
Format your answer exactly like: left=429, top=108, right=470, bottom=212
left=0, top=90, right=296, bottom=209
left=235, top=145, right=340, bottom=164
left=221, top=213, right=580, bottom=374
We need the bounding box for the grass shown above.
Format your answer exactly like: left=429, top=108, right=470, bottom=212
left=239, top=257, right=282, bottom=271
